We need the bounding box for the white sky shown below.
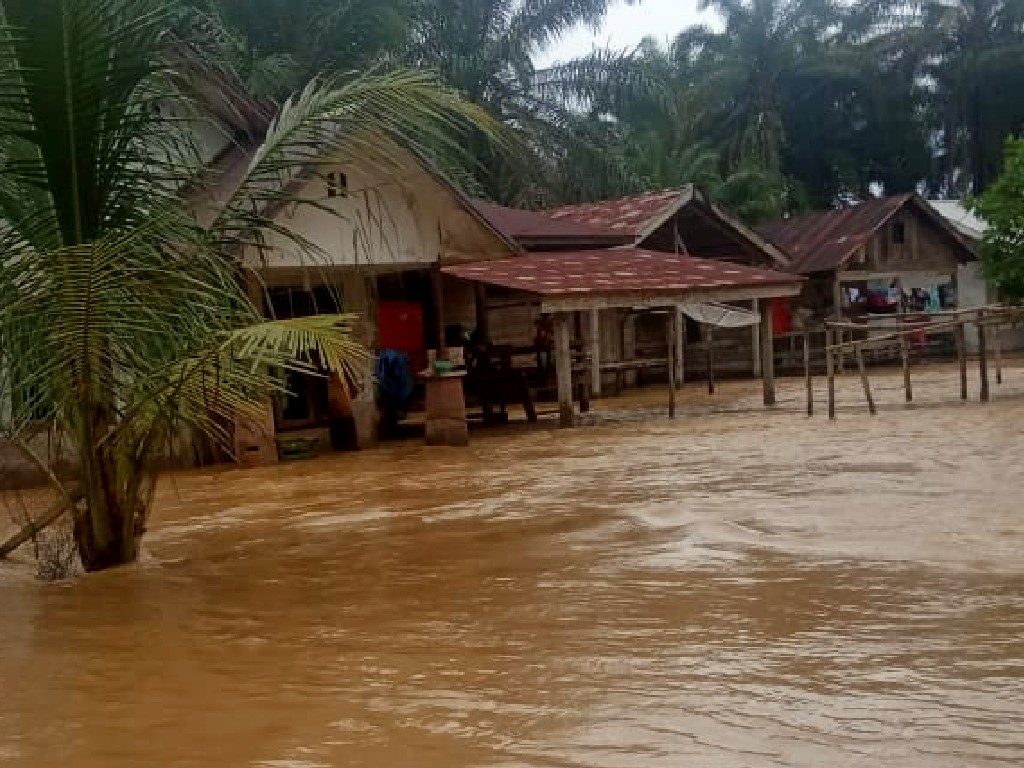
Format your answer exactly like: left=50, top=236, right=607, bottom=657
left=536, top=0, right=720, bottom=66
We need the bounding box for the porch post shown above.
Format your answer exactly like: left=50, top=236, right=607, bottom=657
left=666, top=309, right=677, bottom=418
left=555, top=312, right=574, bottom=427
left=589, top=308, right=602, bottom=398
left=431, top=266, right=446, bottom=354
left=475, top=282, right=489, bottom=343
left=675, top=306, right=685, bottom=387
left=760, top=298, right=776, bottom=406
left=751, top=298, right=762, bottom=377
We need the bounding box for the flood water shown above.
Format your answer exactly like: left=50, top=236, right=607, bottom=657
left=2, top=366, right=1024, bottom=767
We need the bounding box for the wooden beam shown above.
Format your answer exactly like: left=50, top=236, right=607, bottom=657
left=706, top=325, right=715, bottom=395
left=431, top=267, right=446, bottom=354
left=759, top=298, right=776, bottom=406
left=994, top=322, right=1003, bottom=385
left=0, top=491, right=81, bottom=559
left=833, top=273, right=844, bottom=374
left=826, top=328, right=836, bottom=420
left=804, top=331, right=813, bottom=417
left=666, top=310, right=677, bottom=418
left=855, top=345, right=877, bottom=415
left=539, top=283, right=803, bottom=314
left=555, top=313, right=574, bottom=427
left=589, top=308, right=602, bottom=398
left=474, top=282, right=489, bottom=343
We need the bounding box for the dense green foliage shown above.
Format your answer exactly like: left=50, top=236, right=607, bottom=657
left=194, top=0, right=1024, bottom=218
left=974, top=138, right=1024, bottom=300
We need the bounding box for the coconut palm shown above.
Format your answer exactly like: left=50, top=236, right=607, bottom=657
left=0, top=0, right=497, bottom=572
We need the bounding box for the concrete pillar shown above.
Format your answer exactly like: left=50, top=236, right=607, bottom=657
left=555, top=313, right=574, bottom=427
left=589, top=308, right=601, bottom=398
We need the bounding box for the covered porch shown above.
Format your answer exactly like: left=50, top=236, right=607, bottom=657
left=444, top=248, right=803, bottom=427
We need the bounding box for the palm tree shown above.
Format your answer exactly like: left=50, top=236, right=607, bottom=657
left=0, top=0, right=497, bottom=572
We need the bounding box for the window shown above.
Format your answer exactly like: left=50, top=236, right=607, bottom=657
left=326, top=171, right=348, bottom=198
left=892, top=222, right=906, bottom=245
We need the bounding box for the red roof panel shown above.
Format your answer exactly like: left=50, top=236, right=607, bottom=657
left=545, top=189, right=685, bottom=238
left=471, top=200, right=632, bottom=245
left=443, top=248, right=801, bottom=299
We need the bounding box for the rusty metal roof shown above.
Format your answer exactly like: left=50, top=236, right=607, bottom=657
left=471, top=200, right=633, bottom=248
left=545, top=188, right=687, bottom=238
left=442, top=248, right=802, bottom=301
left=757, top=195, right=914, bottom=274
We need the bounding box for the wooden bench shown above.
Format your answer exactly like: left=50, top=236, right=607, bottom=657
left=600, top=358, right=669, bottom=395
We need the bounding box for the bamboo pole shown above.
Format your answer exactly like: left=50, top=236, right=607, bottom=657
left=804, top=331, right=813, bottom=417
left=900, top=335, right=913, bottom=403
left=666, top=310, right=676, bottom=418
left=956, top=322, right=968, bottom=401
left=826, top=328, right=836, bottom=420
left=855, top=344, right=877, bottom=415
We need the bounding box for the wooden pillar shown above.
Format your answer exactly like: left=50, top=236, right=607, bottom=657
left=994, top=321, right=1003, bottom=385
left=666, top=310, right=677, bottom=418
left=706, top=325, right=715, bottom=395
left=555, top=313, right=574, bottom=427
left=804, top=331, right=813, bottom=417
left=431, top=267, right=446, bottom=354
left=978, top=313, right=990, bottom=403
left=675, top=306, right=685, bottom=387
left=759, top=299, right=776, bottom=406
left=474, top=283, right=489, bottom=343
left=855, top=344, right=877, bottom=415
left=751, top=299, right=762, bottom=377
left=589, top=308, right=602, bottom=398
left=900, top=334, right=913, bottom=402
left=833, top=273, right=844, bottom=373
left=826, top=327, right=836, bottom=420
left=955, top=321, right=968, bottom=401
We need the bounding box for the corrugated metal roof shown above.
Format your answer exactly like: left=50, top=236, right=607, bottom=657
left=471, top=200, right=633, bottom=247
left=442, top=248, right=801, bottom=299
left=545, top=188, right=688, bottom=238
left=757, top=195, right=913, bottom=274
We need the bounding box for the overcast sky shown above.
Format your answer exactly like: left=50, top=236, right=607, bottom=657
left=537, top=0, right=720, bottom=66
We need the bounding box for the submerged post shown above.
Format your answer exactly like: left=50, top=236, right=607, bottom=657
left=706, top=325, right=715, bottom=395
left=826, top=327, right=836, bottom=420
left=956, top=321, right=968, bottom=401
left=900, top=333, right=913, bottom=403
left=589, top=308, right=601, bottom=398
left=978, top=313, right=990, bottom=403
left=555, top=313, right=574, bottom=427
left=760, top=299, right=776, bottom=407
left=804, top=330, right=813, bottom=417
left=666, top=310, right=677, bottom=418
left=855, top=343, right=877, bottom=415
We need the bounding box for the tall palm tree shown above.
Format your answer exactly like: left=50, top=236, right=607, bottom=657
left=0, top=0, right=497, bottom=572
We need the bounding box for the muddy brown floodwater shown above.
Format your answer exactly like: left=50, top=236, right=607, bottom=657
left=2, top=367, right=1024, bottom=767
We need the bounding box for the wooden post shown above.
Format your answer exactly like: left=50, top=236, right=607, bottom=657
left=555, top=313, right=574, bottom=427
left=751, top=298, right=762, bottom=377
left=855, top=344, right=877, bottom=415
left=956, top=321, right=968, bottom=401
left=675, top=306, right=685, bottom=388
left=666, top=310, right=677, bottom=418
left=706, top=325, right=715, bottom=395
left=474, top=283, right=489, bottom=343
left=759, top=299, right=776, bottom=406
left=900, top=334, right=913, bottom=403
left=431, top=267, right=446, bottom=355
left=994, top=321, right=1003, bottom=385
left=826, top=327, right=836, bottom=420
left=833, top=273, right=845, bottom=374
left=804, top=330, right=813, bottom=417
left=589, top=308, right=602, bottom=398
left=978, top=313, right=990, bottom=403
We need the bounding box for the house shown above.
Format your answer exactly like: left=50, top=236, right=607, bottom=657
left=757, top=194, right=980, bottom=358
left=470, top=187, right=796, bottom=393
